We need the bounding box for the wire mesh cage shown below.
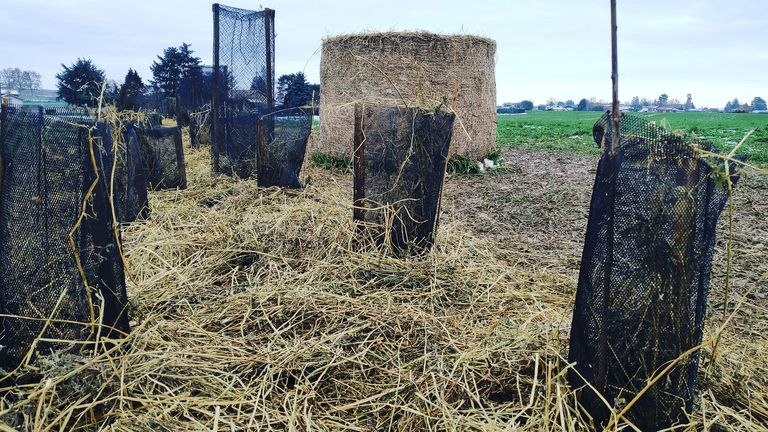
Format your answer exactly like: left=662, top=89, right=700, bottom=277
left=353, top=105, right=455, bottom=254
left=137, top=93, right=173, bottom=119
left=257, top=107, right=313, bottom=189
left=135, top=126, right=187, bottom=191
left=0, top=105, right=130, bottom=372
left=189, top=107, right=212, bottom=148
left=568, top=112, right=738, bottom=430
left=103, top=125, right=149, bottom=222
left=177, top=66, right=214, bottom=128
left=211, top=3, right=275, bottom=177
left=144, top=112, right=164, bottom=129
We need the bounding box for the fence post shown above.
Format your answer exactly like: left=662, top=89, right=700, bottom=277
left=352, top=105, right=366, bottom=228
left=610, top=0, right=620, bottom=156
left=256, top=116, right=264, bottom=184
left=174, top=127, right=187, bottom=189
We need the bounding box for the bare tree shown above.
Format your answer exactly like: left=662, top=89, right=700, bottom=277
left=20, top=70, right=42, bottom=94
left=1, top=68, right=42, bottom=94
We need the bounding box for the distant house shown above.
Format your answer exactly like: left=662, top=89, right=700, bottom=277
left=1, top=90, right=23, bottom=106
left=591, top=103, right=611, bottom=111
left=656, top=105, right=681, bottom=113
left=496, top=106, right=525, bottom=114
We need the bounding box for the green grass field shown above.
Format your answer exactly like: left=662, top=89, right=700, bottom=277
left=497, top=111, right=768, bottom=164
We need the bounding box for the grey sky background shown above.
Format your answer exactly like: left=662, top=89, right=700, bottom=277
left=1, top=0, right=766, bottom=108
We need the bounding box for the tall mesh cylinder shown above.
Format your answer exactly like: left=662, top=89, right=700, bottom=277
left=212, top=4, right=275, bottom=177
left=568, top=112, right=737, bottom=429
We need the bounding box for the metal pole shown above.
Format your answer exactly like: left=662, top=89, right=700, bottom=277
left=211, top=3, right=221, bottom=173
left=264, top=9, right=275, bottom=108
left=256, top=117, right=264, bottom=186
left=610, top=0, right=620, bottom=155
left=0, top=99, right=7, bottom=204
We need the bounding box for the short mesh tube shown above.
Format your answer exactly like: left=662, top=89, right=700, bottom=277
left=568, top=112, right=737, bottom=429
left=353, top=105, right=455, bottom=254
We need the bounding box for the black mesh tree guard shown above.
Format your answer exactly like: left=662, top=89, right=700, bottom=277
left=144, top=112, right=164, bottom=129
left=135, top=126, right=187, bottom=191
left=0, top=105, right=130, bottom=373
left=177, top=66, right=214, bottom=129
left=568, top=112, right=738, bottom=430
left=353, top=105, right=455, bottom=254
left=211, top=4, right=275, bottom=178
left=103, top=125, right=149, bottom=222
left=136, top=92, right=172, bottom=119
left=256, top=107, right=313, bottom=188
left=189, top=108, right=212, bottom=148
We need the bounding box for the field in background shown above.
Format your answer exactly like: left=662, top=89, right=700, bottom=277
left=497, top=111, right=768, bottom=164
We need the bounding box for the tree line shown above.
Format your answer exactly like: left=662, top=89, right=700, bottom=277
left=0, top=68, right=42, bottom=94
left=10, top=42, right=320, bottom=112
left=506, top=93, right=766, bottom=113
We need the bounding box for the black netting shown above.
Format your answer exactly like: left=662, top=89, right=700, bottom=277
left=568, top=112, right=738, bottom=430
left=216, top=109, right=259, bottom=178
left=353, top=105, right=455, bottom=254
left=102, top=125, right=149, bottom=223
left=135, top=126, right=187, bottom=191
left=257, top=107, right=313, bottom=188
left=0, top=106, right=130, bottom=372
left=144, top=112, right=164, bottom=129
left=177, top=66, right=214, bottom=128
left=189, top=108, right=212, bottom=148
left=211, top=4, right=275, bottom=177
left=137, top=92, right=173, bottom=118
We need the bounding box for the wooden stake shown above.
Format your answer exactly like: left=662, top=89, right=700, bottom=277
left=610, top=0, right=620, bottom=155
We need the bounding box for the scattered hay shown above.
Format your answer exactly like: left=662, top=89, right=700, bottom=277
left=319, top=32, right=497, bottom=160
left=0, top=136, right=765, bottom=431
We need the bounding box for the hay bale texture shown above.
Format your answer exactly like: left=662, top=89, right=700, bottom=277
left=319, top=32, right=496, bottom=159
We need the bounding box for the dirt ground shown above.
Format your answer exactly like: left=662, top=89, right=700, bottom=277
left=442, top=148, right=767, bottom=309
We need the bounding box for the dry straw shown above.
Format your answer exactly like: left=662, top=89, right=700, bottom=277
left=0, top=124, right=764, bottom=430
left=319, top=32, right=497, bottom=160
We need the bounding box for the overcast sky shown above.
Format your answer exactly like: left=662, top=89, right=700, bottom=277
left=1, top=0, right=766, bottom=108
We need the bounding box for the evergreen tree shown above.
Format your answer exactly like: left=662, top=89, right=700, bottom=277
left=150, top=43, right=201, bottom=97
left=276, top=72, right=314, bottom=108
left=630, top=96, right=641, bottom=111
left=577, top=98, right=589, bottom=111
left=751, top=97, right=767, bottom=111
left=117, top=69, right=145, bottom=111
left=103, top=80, right=120, bottom=105
left=56, top=58, right=106, bottom=107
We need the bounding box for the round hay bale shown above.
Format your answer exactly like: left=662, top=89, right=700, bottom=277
left=318, top=32, right=496, bottom=160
